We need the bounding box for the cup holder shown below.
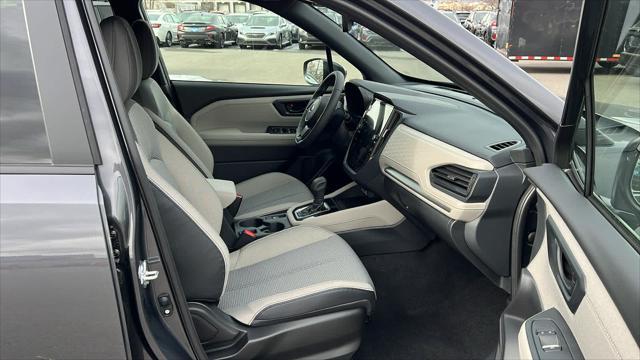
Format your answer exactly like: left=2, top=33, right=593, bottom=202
left=238, top=218, right=265, bottom=228
left=267, top=222, right=285, bottom=233
left=235, top=214, right=289, bottom=243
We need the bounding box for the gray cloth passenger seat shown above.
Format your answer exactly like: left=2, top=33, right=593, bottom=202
left=130, top=20, right=313, bottom=220
left=100, top=15, right=374, bottom=330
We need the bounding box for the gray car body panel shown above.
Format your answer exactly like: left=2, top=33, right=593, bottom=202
left=0, top=173, right=127, bottom=359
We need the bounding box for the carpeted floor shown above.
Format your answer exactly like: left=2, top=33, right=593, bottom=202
left=355, top=241, right=509, bottom=360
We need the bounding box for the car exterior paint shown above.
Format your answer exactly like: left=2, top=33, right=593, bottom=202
left=0, top=174, right=127, bottom=359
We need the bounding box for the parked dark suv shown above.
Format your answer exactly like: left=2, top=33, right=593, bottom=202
left=177, top=12, right=235, bottom=48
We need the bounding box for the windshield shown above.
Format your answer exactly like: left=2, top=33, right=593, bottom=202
left=441, top=12, right=459, bottom=23
left=227, top=15, right=249, bottom=24
left=147, top=13, right=160, bottom=21
left=473, top=11, right=489, bottom=23
left=348, top=22, right=452, bottom=84
left=246, top=16, right=279, bottom=27
left=184, top=13, right=220, bottom=24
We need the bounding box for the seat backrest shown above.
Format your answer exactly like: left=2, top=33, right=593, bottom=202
left=101, top=16, right=228, bottom=302
left=131, top=20, right=214, bottom=177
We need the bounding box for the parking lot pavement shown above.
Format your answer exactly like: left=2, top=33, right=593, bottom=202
left=160, top=43, right=362, bottom=84
left=160, top=45, right=637, bottom=106
left=515, top=60, right=572, bottom=98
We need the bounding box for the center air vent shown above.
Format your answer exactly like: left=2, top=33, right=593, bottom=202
left=488, top=140, right=519, bottom=151
left=430, top=165, right=477, bottom=198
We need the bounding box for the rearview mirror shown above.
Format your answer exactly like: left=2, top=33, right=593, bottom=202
left=303, top=58, right=347, bottom=85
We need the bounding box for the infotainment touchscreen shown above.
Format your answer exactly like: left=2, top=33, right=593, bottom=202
left=345, top=98, right=396, bottom=172
left=362, top=99, right=394, bottom=132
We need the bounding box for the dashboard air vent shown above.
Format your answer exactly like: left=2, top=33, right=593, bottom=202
left=430, top=165, right=477, bottom=198
left=488, top=140, right=519, bottom=151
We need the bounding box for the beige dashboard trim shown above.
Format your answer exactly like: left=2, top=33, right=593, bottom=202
left=287, top=200, right=405, bottom=233
left=379, top=124, right=494, bottom=222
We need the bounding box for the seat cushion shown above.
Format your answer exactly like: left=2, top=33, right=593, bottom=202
left=219, top=226, right=375, bottom=326
left=235, top=172, right=313, bottom=220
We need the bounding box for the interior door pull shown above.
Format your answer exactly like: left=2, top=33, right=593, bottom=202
left=546, top=219, right=585, bottom=313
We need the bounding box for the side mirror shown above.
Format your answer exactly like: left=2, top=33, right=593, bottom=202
left=303, top=58, right=347, bottom=85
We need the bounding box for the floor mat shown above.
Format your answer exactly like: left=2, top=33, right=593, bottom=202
left=355, top=241, right=509, bottom=360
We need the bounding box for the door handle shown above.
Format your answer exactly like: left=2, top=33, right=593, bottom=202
left=546, top=219, right=585, bottom=313
left=272, top=98, right=311, bottom=116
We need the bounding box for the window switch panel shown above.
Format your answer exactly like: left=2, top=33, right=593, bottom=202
left=539, top=333, right=561, bottom=352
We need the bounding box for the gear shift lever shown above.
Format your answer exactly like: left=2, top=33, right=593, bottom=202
left=310, top=177, right=327, bottom=210
left=295, top=177, right=328, bottom=219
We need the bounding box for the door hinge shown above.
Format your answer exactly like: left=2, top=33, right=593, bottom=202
left=138, top=260, right=159, bottom=287
left=108, top=224, right=121, bottom=265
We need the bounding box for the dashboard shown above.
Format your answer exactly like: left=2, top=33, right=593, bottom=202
left=341, top=79, right=531, bottom=287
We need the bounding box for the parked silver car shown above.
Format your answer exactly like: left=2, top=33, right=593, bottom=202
left=225, top=12, right=251, bottom=33
left=237, top=13, right=291, bottom=49
left=146, top=10, right=179, bottom=46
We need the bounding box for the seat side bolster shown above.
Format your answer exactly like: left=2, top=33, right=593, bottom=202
left=252, top=286, right=376, bottom=326
left=233, top=282, right=376, bottom=325
left=152, top=183, right=228, bottom=301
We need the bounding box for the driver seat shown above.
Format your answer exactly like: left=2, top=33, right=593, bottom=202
left=131, top=20, right=312, bottom=219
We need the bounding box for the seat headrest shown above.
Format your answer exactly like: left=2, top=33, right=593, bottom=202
left=131, top=20, right=159, bottom=80
left=100, top=16, right=142, bottom=101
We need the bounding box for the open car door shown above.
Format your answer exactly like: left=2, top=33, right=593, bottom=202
left=507, top=1, right=640, bottom=359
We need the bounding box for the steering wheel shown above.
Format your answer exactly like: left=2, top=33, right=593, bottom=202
left=295, top=71, right=345, bottom=147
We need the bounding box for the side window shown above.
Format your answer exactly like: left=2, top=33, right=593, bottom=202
left=571, top=2, right=640, bottom=238
left=145, top=6, right=362, bottom=85
left=0, top=0, right=51, bottom=164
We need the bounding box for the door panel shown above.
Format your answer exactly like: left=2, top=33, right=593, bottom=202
left=191, top=95, right=309, bottom=146
left=173, top=81, right=316, bottom=119
left=171, top=81, right=320, bottom=182
left=519, top=165, right=640, bottom=360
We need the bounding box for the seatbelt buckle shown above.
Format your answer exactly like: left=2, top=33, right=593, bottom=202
left=236, top=228, right=257, bottom=248
left=242, top=229, right=256, bottom=238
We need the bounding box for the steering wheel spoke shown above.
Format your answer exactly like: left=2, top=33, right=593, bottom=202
left=294, top=71, right=345, bottom=147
